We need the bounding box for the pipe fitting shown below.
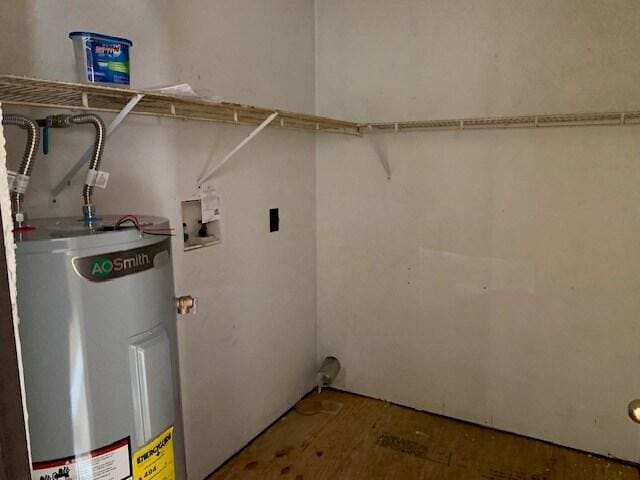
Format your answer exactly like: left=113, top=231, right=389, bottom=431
left=82, top=204, right=97, bottom=222
left=628, top=399, right=640, bottom=424
left=175, top=295, right=197, bottom=315
left=14, top=211, right=25, bottom=229
left=44, top=114, right=73, bottom=129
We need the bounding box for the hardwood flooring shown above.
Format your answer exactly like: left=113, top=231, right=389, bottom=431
left=210, top=390, right=639, bottom=480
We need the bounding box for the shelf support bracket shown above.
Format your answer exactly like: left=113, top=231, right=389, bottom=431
left=377, top=149, right=392, bottom=180
left=50, top=93, right=144, bottom=202
left=197, top=111, right=278, bottom=185
left=367, top=125, right=391, bottom=180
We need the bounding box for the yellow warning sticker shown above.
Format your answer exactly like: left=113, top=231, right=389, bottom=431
left=132, top=426, right=175, bottom=480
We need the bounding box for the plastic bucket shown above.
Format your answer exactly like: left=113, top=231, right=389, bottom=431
left=69, top=32, right=133, bottom=86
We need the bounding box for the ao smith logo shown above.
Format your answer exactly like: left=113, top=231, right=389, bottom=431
left=73, top=239, right=170, bottom=283
left=90, top=253, right=150, bottom=278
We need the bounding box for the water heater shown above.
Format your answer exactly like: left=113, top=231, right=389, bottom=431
left=16, top=215, right=186, bottom=480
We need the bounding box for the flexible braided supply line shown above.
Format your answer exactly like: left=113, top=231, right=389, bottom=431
left=2, top=114, right=40, bottom=214
left=66, top=113, right=105, bottom=215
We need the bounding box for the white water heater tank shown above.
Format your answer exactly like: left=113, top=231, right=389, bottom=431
left=16, top=216, right=186, bottom=480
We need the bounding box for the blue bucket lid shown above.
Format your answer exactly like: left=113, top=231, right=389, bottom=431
left=69, top=31, right=133, bottom=47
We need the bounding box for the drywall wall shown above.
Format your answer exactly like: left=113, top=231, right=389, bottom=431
left=0, top=1, right=317, bottom=478
left=316, top=0, right=640, bottom=461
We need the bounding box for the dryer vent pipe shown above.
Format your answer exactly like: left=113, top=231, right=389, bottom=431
left=316, top=356, right=341, bottom=393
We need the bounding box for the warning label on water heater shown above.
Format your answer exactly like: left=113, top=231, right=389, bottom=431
left=132, top=426, right=175, bottom=480
left=31, top=437, right=131, bottom=480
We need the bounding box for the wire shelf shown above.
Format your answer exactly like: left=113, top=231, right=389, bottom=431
left=0, top=74, right=361, bottom=136
left=2, top=75, right=639, bottom=137
left=365, top=110, right=640, bottom=133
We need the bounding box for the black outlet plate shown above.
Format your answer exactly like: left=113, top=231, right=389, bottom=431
left=269, top=208, right=279, bottom=232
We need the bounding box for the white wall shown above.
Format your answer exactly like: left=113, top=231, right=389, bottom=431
left=6, top=0, right=640, bottom=471
left=0, top=1, right=317, bottom=478
left=316, top=0, right=640, bottom=461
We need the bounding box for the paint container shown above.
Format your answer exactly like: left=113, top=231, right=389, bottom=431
left=316, top=356, right=341, bottom=393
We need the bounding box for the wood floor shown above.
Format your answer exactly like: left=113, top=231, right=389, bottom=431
left=210, top=390, right=639, bottom=480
